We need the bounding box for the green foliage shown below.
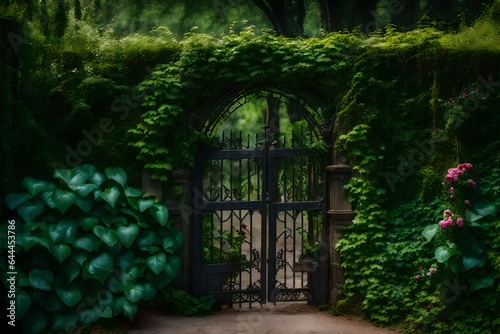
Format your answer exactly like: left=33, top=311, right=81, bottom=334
left=202, top=214, right=249, bottom=265
left=131, top=27, right=360, bottom=180
left=440, top=19, right=500, bottom=53
left=1, top=165, right=183, bottom=333
left=336, top=136, right=500, bottom=333
left=163, top=289, right=216, bottom=316
left=421, top=164, right=495, bottom=287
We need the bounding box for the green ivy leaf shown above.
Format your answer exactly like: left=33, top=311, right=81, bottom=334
left=138, top=199, right=155, bottom=212
left=59, top=260, right=80, bottom=284
left=101, top=306, right=113, bottom=318
left=145, top=270, right=169, bottom=290
left=73, top=164, right=96, bottom=180
left=40, top=190, right=56, bottom=209
left=159, top=227, right=183, bottom=252
left=108, top=276, right=123, bottom=293
left=115, top=250, right=135, bottom=268
left=74, top=234, right=103, bottom=252
left=96, top=288, right=114, bottom=308
left=93, top=226, right=118, bottom=247
left=79, top=308, right=101, bottom=324
left=89, top=171, right=106, bottom=187
left=435, top=245, right=461, bottom=263
left=17, top=199, right=45, bottom=222
left=88, top=252, right=114, bottom=283
left=468, top=276, right=494, bottom=293
left=147, top=253, right=167, bottom=275
left=149, top=204, right=169, bottom=226
left=71, top=184, right=98, bottom=197
left=462, top=253, right=482, bottom=272
left=72, top=249, right=88, bottom=266
left=165, top=254, right=181, bottom=278
left=16, top=289, right=31, bottom=319
left=48, top=224, right=66, bottom=243
left=29, top=269, right=54, bottom=291
left=472, top=200, right=499, bottom=217
left=105, top=167, right=128, bottom=187
left=56, top=288, right=82, bottom=307
left=80, top=217, right=100, bottom=231
left=122, top=299, right=138, bottom=321
left=17, top=233, right=40, bottom=252
left=125, top=284, right=145, bottom=303
left=52, top=311, right=78, bottom=333
left=421, top=224, right=438, bottom=242
left=21, top=177, right=48, bottom=196
left=51, top=189, right=76, bottom=214
left=74, top=194, right=93, bottom=212
left=59, top=218, right=78, bottom=243
left=54, top=169, right=72, bottom=185
left=68, top=173, right=87, bottom=189
left=138, top=230, right=156, bottom=246
left=51, top=244, right=72, bottom=263
left=5, top=192, right=33, bottom=210
left=125, top=186, right=142, bottom=197
left=99, top=187, right=120, bottom=208
left=117, top=224, right=140, bottom=248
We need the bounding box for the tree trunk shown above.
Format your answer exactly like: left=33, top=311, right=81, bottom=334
left=318, top=0, right=379, bottom=32
left=251, top=0, right=305, bottom=36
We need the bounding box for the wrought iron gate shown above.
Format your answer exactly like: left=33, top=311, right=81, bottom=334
left=191, top=127, right=328, bottom=306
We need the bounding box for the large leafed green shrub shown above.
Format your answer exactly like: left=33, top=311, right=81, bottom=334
left=1, top=165, right=182, bottom=333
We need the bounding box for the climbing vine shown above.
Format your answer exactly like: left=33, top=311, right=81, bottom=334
left=130, top=27, right=361, bottom=180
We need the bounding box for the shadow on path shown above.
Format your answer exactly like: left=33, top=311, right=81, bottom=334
left=128, top=303, right=401, bottom=334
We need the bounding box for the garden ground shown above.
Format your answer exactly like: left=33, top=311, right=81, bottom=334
left=128, top=303, right=401, bottom=334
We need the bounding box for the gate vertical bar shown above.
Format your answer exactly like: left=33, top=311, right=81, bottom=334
left=266, top=130, right=277, bottom=303
left=260, top=130, right=268, bottom=304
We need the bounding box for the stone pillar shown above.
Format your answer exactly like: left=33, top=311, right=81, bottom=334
left=141, top=172, right=163, bottom=200
left=168, top=169, right=192, bottom=290
left=141, top=170, right=191, bottom=290
left=326, top=158, right=355, bottom=303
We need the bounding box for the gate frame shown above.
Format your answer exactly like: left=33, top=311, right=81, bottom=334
left=190, top=126, right=331, bottom=306
left=146, top=86, right=356, bottom=306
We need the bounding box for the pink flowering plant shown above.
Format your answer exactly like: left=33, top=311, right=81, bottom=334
left=421, top=163, right=497, bottom=293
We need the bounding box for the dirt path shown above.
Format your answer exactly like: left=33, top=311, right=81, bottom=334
left=128, top=303, right=401, bottom=334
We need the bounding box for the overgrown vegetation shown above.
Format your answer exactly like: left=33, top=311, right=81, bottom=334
left=1, top=165, right=182, bottom=333
left=1, top=1, right=500, bottom=333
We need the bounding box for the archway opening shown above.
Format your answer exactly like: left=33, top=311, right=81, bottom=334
left=191, top=87, right=331, bottom=306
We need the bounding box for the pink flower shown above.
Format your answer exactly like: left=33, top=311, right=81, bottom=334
left=458, top=163, right=473, bottom=171
left=464, top=200, right=470, bottom=205
left=449, top=187, right=454, bottom=193
left=446, top=174, right=453, bottom=180
left=444, top=209, right=453, bottom=216
left=415, top=275, right=421, bottom=280
left=429, top=268, right=437, bottom=274
left=457, top=218, right=463, bottom=227
left=450, top=195, right=455, bottom=199
left=439, top=220, right=448, bottom=228
left=447, top=218, right=453, bottom=226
